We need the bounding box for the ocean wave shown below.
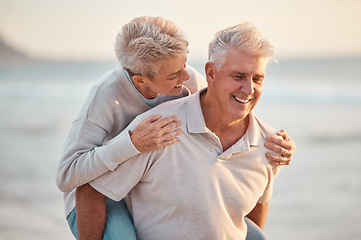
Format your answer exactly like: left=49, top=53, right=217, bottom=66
left=309, top=131, right=361, bottom=143
left=261, top=89, right=361, bottom=105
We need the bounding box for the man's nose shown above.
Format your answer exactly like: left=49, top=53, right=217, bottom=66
left=242, top=79, right=254, bottom=96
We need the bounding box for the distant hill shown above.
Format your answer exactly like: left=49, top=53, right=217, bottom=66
left=0, top=37, right=32, bottom=63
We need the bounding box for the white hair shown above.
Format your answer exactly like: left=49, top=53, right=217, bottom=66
left=208, top=22, right=275, bottom=69
left=114, top=16, right=189, bottom=78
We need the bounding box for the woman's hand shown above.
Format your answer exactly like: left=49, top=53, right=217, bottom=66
left=130, top=115, right=182, bottom=152
left=265, top=129, right=296, bottom=166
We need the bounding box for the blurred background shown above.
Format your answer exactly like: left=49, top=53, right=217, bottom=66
left=0, top=0, right=360, bottom=239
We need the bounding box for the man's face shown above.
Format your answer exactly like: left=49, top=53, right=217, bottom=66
left=206, top=48, right=267, bottom=123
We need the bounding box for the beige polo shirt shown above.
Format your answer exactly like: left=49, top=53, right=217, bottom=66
left=90, top=89, right=281, bottom=240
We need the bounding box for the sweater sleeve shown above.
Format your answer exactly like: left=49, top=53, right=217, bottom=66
left=55, top=69, right=144, bottom=193
left=89, top=151, right=152, bottom=202
left=55, top=118, right=140, bottom=193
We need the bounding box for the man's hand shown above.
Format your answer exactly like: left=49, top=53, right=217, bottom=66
left=130, top=115, right=182, bottom=152
left=76, top=183, right=107, bottom=240
left=265, top=129, right=296, bottom=166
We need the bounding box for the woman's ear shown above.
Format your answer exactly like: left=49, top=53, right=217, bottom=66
left=132, top=75, right=147, bottom=88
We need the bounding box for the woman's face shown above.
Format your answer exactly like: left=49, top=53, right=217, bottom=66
left=141, top=55, right=190, bottom=99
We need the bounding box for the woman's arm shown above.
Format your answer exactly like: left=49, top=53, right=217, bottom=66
left=56, top=119, right=114, bottom=193
left=56, top=115, right=182, bottom=193
left=265, top=129, right=296, bottom=166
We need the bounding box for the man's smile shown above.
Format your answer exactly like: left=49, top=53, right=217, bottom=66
left=233, top=95, right=251, bottom=104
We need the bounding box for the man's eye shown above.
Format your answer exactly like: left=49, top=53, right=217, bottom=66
left=232, top=75, right=245, bottom=80
left=253, top=77, right=264, bottom=84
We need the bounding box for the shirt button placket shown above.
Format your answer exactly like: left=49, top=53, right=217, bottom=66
left=210, top=137, right=220, bottom=157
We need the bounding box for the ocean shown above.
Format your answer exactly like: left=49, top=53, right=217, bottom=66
left=0, top=57, right=360, bottom=239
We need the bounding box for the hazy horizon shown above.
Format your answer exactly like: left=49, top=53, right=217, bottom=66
left=1, top=33, right=361, bottom=65
left=1, top=0, right=361, bottom=62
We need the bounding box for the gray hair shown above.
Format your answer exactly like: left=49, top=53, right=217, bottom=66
left=114, top=16, right=189, bottom=78
left=208, top=22, right=275, bottom=69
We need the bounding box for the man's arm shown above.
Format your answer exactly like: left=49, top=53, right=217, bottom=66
left=76, top=183, right=108, bottom=240
left=246, top=202, right=269, bottom=229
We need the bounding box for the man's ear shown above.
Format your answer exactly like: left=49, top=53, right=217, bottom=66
left=205, top=62, right=216, bottom=83
left=132, top=75, right=147, bottom=88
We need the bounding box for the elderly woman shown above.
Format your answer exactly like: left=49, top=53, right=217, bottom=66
left=56, top=16, right=295, bottom=240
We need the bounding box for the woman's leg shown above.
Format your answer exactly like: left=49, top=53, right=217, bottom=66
left=245, top=217, right=268, bottom=240
left=68, top=203, right=264, bottom=240
left=67, top=198, right=136, bottom=240
left=103, top=198, right=136, bottom=240
left=67, top=208, right=79, bottom=239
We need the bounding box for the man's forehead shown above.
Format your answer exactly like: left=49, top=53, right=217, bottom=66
left=223, top=60, right=266, bottom=75
left=226, top=48, right=264, bottom=61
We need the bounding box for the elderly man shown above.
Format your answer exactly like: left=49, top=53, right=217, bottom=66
left=76, top=22, right=289, bottom=240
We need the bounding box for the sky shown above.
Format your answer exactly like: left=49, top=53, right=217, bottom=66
left=0, top=0, right=360, bottom=62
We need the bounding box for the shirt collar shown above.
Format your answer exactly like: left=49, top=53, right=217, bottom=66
left=185, top=88, right=209, bottom=134
left=185, top=88, right=263, bottom=150
left=112, top=66, right=150, bottom=111
left=245, top=112, right=262, bottom=146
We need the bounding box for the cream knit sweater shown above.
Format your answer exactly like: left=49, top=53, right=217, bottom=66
left=55, top=65, right=206, bottom=217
